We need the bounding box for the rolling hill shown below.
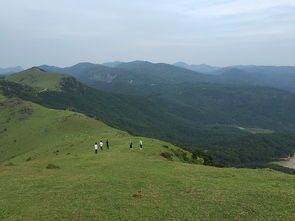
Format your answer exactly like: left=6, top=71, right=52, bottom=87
left=1, top=93, right=295, bottom=220
left=5, top=67, right=69, bottom=91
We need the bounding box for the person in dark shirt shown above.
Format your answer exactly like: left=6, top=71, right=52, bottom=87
left=106, top=139, right=109, bottom=149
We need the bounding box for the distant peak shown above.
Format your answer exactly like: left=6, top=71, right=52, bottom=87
left=30, top=67, right=45, bottom=72
left=174, top=62, right=188, bottom=66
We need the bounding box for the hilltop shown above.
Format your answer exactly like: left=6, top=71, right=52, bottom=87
left=1, top=94, right=295, bottom=220
left=5, top=67, right=70, bottom=91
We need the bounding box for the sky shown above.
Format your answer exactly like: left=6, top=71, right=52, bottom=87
left=0, top=0, right=295, bottom=68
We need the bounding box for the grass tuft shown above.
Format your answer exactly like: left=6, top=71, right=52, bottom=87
left=5, top=162, right=15, bottom=166
left=46, top=163, right=60, bottom=169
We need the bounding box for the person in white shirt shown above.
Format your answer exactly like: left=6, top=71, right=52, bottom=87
left=100, top=140, right=103, bottom=151
left=139, top=140, right=143, bottom=149
left=94, top=142, right=98, bottom=154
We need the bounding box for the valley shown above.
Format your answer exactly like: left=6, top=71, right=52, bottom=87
left=274, top=154, right=295, bottom=169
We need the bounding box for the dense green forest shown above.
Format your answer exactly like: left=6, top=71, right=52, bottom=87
left=203, top=131, right=295, bottom=166
left=87, top=82, right=295, bottom=130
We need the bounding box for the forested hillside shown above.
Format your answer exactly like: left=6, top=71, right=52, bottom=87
left=1, top=69, right=247, bottom=148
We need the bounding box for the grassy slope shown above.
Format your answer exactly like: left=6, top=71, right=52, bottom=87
left=4, top=67, right=68, bottom=91
left=0, top=96, right=295, bottom=220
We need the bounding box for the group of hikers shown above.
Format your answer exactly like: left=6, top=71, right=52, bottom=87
left=94, top=139, right=109, bottom=153
left=93, top=139, right=143, bottom=153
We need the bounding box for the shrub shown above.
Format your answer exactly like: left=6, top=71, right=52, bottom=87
left=211, top=161, right=229, bottom=168
left=162, top=145, right=169, bottom=149
left=46, top=163, right=60, bottom=169
left=160, top=152, right=173, bottom=161
left=26, top=157, right=32, bottom=162
left=171, top=149, right=189, bottom=162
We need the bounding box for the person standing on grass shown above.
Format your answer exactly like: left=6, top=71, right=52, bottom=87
left=100, top=140, right=103, bottom=151
left=130, top=140, right=133, bottom=149
left=106, top=139, right=109, bottom=149
left=94, top=142, right=98, bottom=154
left=139, top=140, right=143, bottom=150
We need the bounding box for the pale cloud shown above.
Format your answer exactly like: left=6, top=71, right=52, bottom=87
left=0, top=0, right=294, bottom=67
left=188, top=0, right=295, bottom=17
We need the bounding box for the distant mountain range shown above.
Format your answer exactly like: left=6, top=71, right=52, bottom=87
left=213, top=65, right=295, bottom=91
left=40, top=61, right=210, bottom=86
left=173, top=62, right=295, bottom=91
left=0, top=66, right=23, bottom=74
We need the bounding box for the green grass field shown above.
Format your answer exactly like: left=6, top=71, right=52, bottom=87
left=1, top=95, right=295, bottom=220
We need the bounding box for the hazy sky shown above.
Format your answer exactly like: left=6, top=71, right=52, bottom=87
left=1, top=0, right=295, bottom=68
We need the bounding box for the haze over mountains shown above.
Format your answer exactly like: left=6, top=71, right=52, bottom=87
left=174, top=62, right=295, bottom=91
left=173, top=62, right=221, bottom=73
left=0, top=66, right=23, bottom=74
